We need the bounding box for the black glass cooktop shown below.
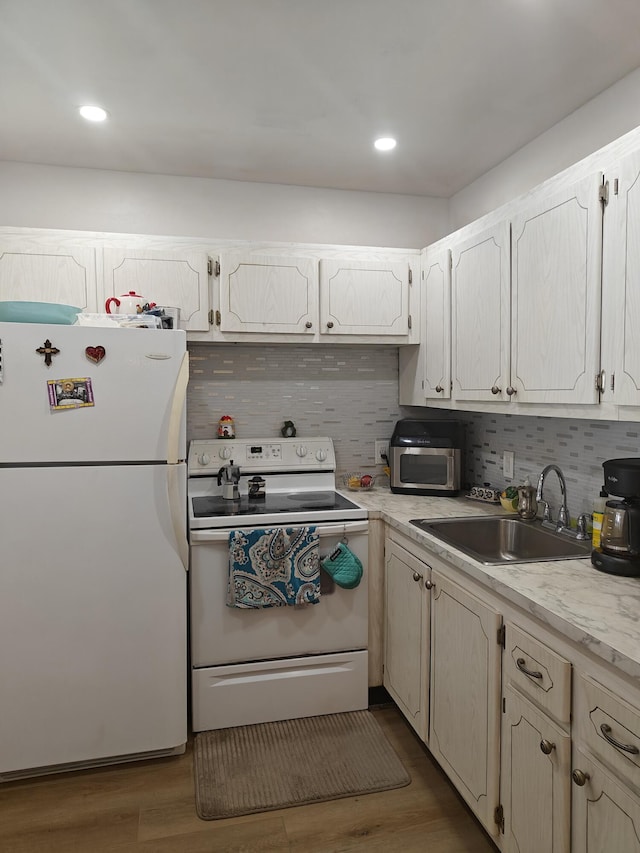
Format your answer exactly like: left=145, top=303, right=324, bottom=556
left=193, top=490, right=360, bottom=518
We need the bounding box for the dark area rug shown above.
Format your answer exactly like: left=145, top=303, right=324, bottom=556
left=194, top=709, right=411, bottom=820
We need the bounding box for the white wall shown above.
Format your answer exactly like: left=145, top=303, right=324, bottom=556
left=0, top=161, right=448, bottom=249
left=449, top=67, right=640, bottom=230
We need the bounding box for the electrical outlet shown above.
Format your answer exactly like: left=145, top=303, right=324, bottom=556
left=375, top=440, right=390, bottom=465
left=503, top=450, right=515, bottom=480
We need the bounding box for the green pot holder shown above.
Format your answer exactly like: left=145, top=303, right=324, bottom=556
left=321, top=542, right=363, bottom=589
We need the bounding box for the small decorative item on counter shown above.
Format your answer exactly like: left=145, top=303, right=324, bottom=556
left=467, top=485, right=501, bottom=503
left=217, top=415, right=235, bottom=439
left=500, top=486, right=519, bottom=512
left=281, top=420, right=297, bottom=438
left=516, top=477, right=538, bottom=520
left=343, top=472, right=376, bottom=491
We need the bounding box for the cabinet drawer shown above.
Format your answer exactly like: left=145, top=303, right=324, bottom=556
left=504, top=623, right=571, bottom=725
left=575, top=673, right=640, bottom=791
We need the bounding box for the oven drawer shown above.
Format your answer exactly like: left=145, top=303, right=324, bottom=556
left=192, top=650, right=368, bottom=731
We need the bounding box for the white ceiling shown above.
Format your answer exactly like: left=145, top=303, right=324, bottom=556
left=2, top=0, right=640, bottom=197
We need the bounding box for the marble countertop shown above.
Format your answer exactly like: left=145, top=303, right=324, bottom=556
left=344, top=486, right=640, bottom=682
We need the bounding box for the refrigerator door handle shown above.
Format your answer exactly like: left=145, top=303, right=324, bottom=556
left=167, top=351, right=189, bottom=464
left=168, top=465, right=189, bottom=572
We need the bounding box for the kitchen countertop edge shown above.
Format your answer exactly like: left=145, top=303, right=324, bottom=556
left=346, top=489, right=640, bottom=683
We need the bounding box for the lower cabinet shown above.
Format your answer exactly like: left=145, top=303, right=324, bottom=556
left=429, top=569, right=502, bottom=836
left=501, top=684, right=571, bottom=853
left=383, top=538, right=430, bottom=741
left=383, top=529, right=640, bottom=853
left=571, top=747, right=640, bottom=852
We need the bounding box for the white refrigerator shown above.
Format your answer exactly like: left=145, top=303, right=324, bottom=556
left=0, top=321, right=189, bottom=779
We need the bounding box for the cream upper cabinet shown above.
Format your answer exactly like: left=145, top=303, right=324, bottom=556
left=429, top=569, right=502, bottom=835
left=218, top=251, right=317, bottom=336
left=422, top=246, right=451, bottom=400
left=383, top=538, right=430, bottom=742
left=0, top=244, right=99, bottom=311
left=451, top=221, right=510, bottom=402
left=319, top=258, right=411, bottom=338
left=510, top=173, right=603, bottom=405
left=601, top=151, right=640, bottom=406
left=102, top=248, right=211, bottom=331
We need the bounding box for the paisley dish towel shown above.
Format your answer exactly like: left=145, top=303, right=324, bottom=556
left=227, top=527, right=320, bottom=608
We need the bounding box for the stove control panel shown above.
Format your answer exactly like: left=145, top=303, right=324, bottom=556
left=188, top=437, right=336, bottom=475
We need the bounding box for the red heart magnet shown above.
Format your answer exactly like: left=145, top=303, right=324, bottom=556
left=85, top=345, right=106, bottom=364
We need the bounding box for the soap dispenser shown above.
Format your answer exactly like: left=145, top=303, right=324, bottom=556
left=517, top=477, right=538, bottom=520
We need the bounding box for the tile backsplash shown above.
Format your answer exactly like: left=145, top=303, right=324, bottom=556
left=460, top=411, right=640, bottom=519
left=188, top=344, right=640, bottom=519
left=187, top=344, right=403, bottom=478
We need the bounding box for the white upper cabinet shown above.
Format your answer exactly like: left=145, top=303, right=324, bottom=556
left=218, top=251, right=317, bottom=336
left=422, top=246, right=451, bottom=400
left=0, top=244, right=99, bottom=311
left=451, top=222, right=510, bottom=402
left=319, top=258, right=411, bottom=338
left=510, top=173, right=603, bottom=405
left=102, top=248, right=211, bottom=331
left=601, top=150, right=640, bottom=406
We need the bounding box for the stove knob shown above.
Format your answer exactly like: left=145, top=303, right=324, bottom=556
left=316, top=449, right=327, bottom=462
left=219, top=446, right=232, bottom=460
left=197, top=453, right=211, bottom=466
left=296, top=445, right=308, bottom=458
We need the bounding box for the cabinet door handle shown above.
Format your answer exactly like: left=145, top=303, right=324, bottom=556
left=491, top=385, right=501, bottom=395
left=425, top=579, right=434, bottom=590
left=435, top=384, right=444, bottom=393
left=305, top=321, right=313, bottom=329
left=412, top=571, right=422, bottom=582
left=506, top=386, right=517, bottom=396
left=516, top=657, right=543, bottom=679
left=600, top=723, right=640, bottom=755
left=539, top=739, right=555, bottom=755
left=326, top=321, right=334, bottom=329
left=572, top=769, right=590, bottom=786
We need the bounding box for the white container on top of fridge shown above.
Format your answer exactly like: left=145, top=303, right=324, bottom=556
left=0, top=321, right=189, bottom=779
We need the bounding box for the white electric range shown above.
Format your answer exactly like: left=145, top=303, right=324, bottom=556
left=187, top=437, right=369, bottom=731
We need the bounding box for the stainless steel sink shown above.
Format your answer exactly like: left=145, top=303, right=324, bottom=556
left=409, top=515, right=592, bottom=565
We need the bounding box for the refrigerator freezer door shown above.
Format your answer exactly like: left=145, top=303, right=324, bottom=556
left=0, top=463, right=187, bottom=776
left=0, top=322, right=187, bottom=463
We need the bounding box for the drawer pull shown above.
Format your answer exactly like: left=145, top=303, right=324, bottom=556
left=600, top=723, right=640, bottom=755
left=539, top=739, right=555, bottom=755
left=516, top=657, right=543, bottom=680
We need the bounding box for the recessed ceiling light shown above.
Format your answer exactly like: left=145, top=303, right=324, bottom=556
left=374, top=137, right=397, bottom=152
left=79, top=105, right=108, bottom=122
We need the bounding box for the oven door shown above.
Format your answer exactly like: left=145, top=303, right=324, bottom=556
left=189, top=520, right=368, bottom=668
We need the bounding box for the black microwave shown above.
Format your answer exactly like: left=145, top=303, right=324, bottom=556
left=389, top=419, right=465, bottom=496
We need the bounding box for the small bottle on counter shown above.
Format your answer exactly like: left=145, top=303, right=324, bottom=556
left=592, top=488, right=608, bottom=549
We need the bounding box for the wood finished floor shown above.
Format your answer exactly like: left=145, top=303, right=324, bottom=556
left=1, top=706, right=498, bottom=853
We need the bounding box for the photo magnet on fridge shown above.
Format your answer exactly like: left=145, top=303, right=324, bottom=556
left=48, top=377, right=95, bottom=411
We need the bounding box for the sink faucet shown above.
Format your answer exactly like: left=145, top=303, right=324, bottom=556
left=535, top=464, right=571, bottom=532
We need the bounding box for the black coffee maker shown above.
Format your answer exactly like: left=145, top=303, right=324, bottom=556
left=591, top=458, right=640, bottom=577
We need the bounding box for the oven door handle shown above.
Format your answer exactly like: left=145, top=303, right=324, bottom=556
left=190, top=520, right=369, bottom=543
